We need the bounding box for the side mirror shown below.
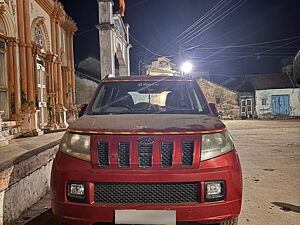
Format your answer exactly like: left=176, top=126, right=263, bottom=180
left=78, top=104, right=88, bottom=118
left=209, top=103, right=219, bottom=117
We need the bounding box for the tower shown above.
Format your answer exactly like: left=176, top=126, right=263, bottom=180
left=97, top=0, right=131, bottom=79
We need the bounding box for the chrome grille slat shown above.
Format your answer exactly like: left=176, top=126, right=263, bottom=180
left=97, top=141, right=109, bottom=167
left=118, top=142, right=130, bottom=168
left=94, top=182, right=200, bottom=204
left=182, top=141, right=194, bottom=167
left=161, top=142, right=173, bottom=168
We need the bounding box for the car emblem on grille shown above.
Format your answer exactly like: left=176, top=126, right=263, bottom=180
left=138, top=137, right=155, bottom=145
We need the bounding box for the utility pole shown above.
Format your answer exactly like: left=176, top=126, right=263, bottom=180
left=139, top=60, right=143, bottom=75
left=179, top=45, right=183, bottom=76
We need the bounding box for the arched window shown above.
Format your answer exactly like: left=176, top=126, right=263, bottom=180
left=34, top=26, right=44, bottom=47
left=0, top=18, right=5, bottom=35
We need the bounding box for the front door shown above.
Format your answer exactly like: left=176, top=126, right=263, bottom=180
left=36, top=60, right=48, bottom=128
left=272, top=95, right=289, bottom=115
left=241, top=98, right=253, bottom=118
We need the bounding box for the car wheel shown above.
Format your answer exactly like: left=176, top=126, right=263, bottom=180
left=58, top=221, right=71, bottom=225
left=219, top=217, right=238, bottom=225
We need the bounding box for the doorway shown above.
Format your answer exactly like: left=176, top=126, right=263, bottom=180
left=241, top=98, right=253, bottom=118
left=0, top=39, right=9, bottom=120
left=272, top=95, right=289, bottom=115
left=36, top=59, right=48, bottom=128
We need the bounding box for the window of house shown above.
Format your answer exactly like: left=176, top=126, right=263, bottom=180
left=159, top=61, right=169, bottom=69
left=215, top=97, right=221, bottom=104
left=61, top=29, right=65, bottom=51
left=35, top=26, right=44, bottom=46
left=0, top=19, right=5, bottom=35
left=261, top=98, right=267, bottom=105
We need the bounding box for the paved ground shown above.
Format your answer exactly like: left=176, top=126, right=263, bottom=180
left=0, top=132, right=64, bottom=165
left=15, top=120, right=300, bottom=225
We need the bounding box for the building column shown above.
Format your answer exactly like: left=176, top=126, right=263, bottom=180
left=66, top=32, right=73, bottom=106
left=23, top=0, right=34, bottom=107
left=6, top=39, right=17, bottom=120
left=53, top=16, right=67, bottom=128
left=45, top=53, right=58, bottom=129
left=62, top=66, right=68, bottom=107
left=50, top=17, right=58, bottom=104
left=55, top=20, right=63, bottom=106
left=16, top=0, right=27, bottom=105
left=69, top=34, right=76, bottom=106
left=11, top=39, right=20, bottom=122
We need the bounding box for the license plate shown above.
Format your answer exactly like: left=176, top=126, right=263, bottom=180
left=115, top=210, right=176, bottom=225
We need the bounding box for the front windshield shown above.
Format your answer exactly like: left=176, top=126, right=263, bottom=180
left=89, top=80, right=209, bottom=115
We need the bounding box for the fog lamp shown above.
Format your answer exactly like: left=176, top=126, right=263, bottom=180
left=67, top=182, right=86, bottom=203
left=205, top=181, right=225, bottom=202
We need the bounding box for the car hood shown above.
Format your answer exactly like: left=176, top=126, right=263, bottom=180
left=69, top=114, right=225, bottom=133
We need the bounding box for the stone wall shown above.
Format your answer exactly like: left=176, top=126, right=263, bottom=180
left=0, top=141, right=59, bottom=225
left=75, top=73, right=99, bottom=105
left=198, top=79, right=240, bottom=119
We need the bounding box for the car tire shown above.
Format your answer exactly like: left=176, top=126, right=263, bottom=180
left=58, top=221, right=71, bottom=225
left=219, top=217, right=238, bottom=225
left=220, top=217, right=238, bottom=225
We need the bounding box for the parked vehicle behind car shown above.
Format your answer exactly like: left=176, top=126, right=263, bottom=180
left=51, top=75, right=242, bottom=225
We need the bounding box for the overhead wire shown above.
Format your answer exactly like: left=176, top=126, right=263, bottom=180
left=191, top=38, right=300, bottom=63
left=175, top=0, right=232, bottom=44
left=139, top=0, right=230, bottom=64
left=187, top=35, right=300, bottom=62
left=127, top=0, right=149, bottom=10
left=179, top=0, right=248, bottom=46
left=174, top=0, right=228, bottom=43
left=129, top=34, right=174, bottom=58
left=183, top=24, right=246, bottom=51
left=185, top=35, right=300, bottom=50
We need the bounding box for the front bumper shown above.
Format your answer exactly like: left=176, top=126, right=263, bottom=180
left=51, top=151, right=242, bottom=225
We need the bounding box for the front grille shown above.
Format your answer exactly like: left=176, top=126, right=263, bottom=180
left=118, top=142, right=130, bottom=167
left=95, top=137, right=196, bottom=168
left=138, top=143, right=153, bottom=168
left=182, top=141, right=194, bottom=167
left=94, top=182, right=200, bottom=204
left=97, top=141, right=109, bottom=167
left=161, top=142, right=173, bottom=167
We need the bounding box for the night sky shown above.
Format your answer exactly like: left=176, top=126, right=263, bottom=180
left=60, top=0, right=300, bottom=80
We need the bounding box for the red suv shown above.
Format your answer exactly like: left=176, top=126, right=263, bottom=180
left=51, top=76, right=242, bottom=225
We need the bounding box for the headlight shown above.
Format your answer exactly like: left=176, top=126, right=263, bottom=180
left=201, top=131, right=234, bottom=161
left=59, top=132, right=91, bottom=161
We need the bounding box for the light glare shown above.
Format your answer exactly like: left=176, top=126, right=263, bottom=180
left=181, top=61, right=193, bottom=73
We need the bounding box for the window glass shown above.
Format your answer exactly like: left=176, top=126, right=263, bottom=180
left=90, top=81, right=208, bottom=115
left=0, top=19, right=5, bottom=35
left=0, top=51, right=6, bottom=88
left=0, top=50, right=8, bottom=119
left=35, top=26, right=44, bottom=46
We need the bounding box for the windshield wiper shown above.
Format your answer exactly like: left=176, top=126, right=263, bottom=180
left=156, top=109, right=202, bottom=114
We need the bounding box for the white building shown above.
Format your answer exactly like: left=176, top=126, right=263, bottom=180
left=256, top=88, right=300, bottom=119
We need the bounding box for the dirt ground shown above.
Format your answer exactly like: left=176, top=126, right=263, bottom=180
left=223, top=120, right=300, bottom=225
left=19, top=120, right=300, bottom=225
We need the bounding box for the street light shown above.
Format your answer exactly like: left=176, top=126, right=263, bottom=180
left=181, top=61, right=193, bottom=75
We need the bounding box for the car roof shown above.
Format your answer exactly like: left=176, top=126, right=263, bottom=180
left=102, top=75, right=193, bottom=82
